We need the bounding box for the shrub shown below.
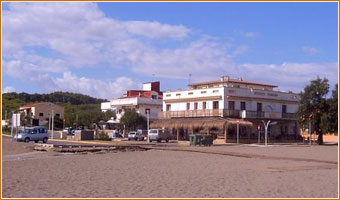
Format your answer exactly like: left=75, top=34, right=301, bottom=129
left=94, top=131, right=111, bottom=141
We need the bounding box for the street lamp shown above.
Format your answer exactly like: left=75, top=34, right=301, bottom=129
left=262, top=120, right=277, bottom=146
left=146, top=110, right=150, bottom=142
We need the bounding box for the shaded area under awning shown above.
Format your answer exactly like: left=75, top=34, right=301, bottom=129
left=150, top=117, right=253, bottom=130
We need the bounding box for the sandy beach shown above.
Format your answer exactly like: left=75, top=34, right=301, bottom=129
left=2, top=138, right=338, bottom=198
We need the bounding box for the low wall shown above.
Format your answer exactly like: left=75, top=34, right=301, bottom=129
left=74, top=130, right=94, bottom=141
left=48, top=131, right=65, bottom=139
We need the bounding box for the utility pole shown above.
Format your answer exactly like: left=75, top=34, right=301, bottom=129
left=309, top=120, right=312, bottom=145
left=51, top=110, right=54, bottom=139
left=257, top=124, right=261, bottom=144
left=11, top=111, right=14, bottom=137
left=236, top=119, right=240, bottom=144
left=147, top=110, right=150, bottom=142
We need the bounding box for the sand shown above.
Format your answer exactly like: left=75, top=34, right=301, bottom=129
left=2, top=138, right=338, bottom=198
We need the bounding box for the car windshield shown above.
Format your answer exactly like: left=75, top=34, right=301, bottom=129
left=149, top=130, right=158, bottom=134
left=129, top=132, right=136, bottom=135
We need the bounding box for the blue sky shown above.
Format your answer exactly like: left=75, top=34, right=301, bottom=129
left=2, top=2, right=338, bottom=99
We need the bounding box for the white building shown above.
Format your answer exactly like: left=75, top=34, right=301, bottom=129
left=101, top=82, right=163, bottom=122
left=153, top=76, right=300, bottom=143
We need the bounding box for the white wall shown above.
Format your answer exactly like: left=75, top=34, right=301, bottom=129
left=163, top=86, right=299, bottom=114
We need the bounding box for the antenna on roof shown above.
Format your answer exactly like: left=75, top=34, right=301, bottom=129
left=188, top=73, right=192, bottom=84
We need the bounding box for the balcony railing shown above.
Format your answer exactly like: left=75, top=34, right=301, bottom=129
left=282, top=112, right=297, bottom=119
left=160, top=109, right=223, bottom=118
left=159, top=109, right=296, bottom=120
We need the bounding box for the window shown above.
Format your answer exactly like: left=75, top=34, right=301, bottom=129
left=38, top=128, right=47, bottom=133
left=240, top=102, right=246, bottom=110
left=194, top=102, right=198, bottom=110
left=166, top=94, right=171, bottom=97
left=282, top=105, right=287, bottom=113
left=257, top=103, right=262, bottom=112
left=176, top=93, right=181, bottom=96
left=145, top=108, right=151, bottom=114
left=151, top=95, right=157, bottom=99
left=166, top=104, right=171, bottom=111
left=188, top=92, right=194, bottom=95
left=186, top=103, right=190, bottom=110
left=213, top=101, right=219, bottom=109
left=228, top=90, right=235, bottom=93
left=228, top=101, right=235, bottom=110
left=39, top=113, right=44, bottom=117
left=203, top=102, right=207, bottom=110
left=201, top=91, right=207, bottom=94
left=55, top=113, right=60, bottom=118
left=212, top=90, right=219, bottom=93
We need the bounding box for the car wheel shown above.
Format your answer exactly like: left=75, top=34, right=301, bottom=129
left=166, top=139, right=169, bottom=143
left=128, top=138, right=130, bottom=141
left=42, top=138, right=48, bottom=143
left=35, top=141, right=39, bottom=143
left=24, top=137, right=30, bottom=143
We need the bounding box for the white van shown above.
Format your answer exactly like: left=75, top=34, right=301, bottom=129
left=148, top=129, right=171, bottom=143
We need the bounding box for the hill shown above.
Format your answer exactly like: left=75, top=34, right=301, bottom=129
left=2, top=91, right=113, bottom=128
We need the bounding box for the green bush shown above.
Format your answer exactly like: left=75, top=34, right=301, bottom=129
left=94, top=131, right=111, bottom=141
left=2, top=126, right=11, bottom=135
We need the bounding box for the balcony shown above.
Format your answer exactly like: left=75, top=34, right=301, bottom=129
left=159, top=109, right=223, bottom=118
left=159, top=109, right=297, bottom=120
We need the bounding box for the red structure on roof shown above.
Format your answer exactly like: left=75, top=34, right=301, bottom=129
left=122, top=81, right=163, bottom=99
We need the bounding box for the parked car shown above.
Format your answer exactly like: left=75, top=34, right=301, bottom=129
left=128, top=131, right=145, bottom=141
left=148, top=129, right=171, bottom=143
left=112, top=130, right=123, bottom=138
left=63, top=127, right=75, bottom=135
left=13, top=126, right=48, bottom=143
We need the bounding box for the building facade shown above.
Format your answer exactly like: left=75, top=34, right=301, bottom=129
left=19, top=102, right=64, bottom=126
left=101, top=81, right=163, bottom=122
left=155, top=76, right=300, bottom=143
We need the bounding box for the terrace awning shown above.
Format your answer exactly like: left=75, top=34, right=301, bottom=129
left=150, top=117, right=252, bottom=130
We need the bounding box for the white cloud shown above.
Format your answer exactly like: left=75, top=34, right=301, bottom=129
left=131, top=36, right=235, bottom=81
left=237, top=62, right=338, bottom=93
left=2, top=2, right=337, bottom=99
left=231, top=45, right=249, bottom=57
left=2, top=86, right=16, bottom=93
left=241, top=31, right=258, bottom=38
left=302, top=46, right=320, bottom=55
left=52, top=72, right=138, bottom=99
left=124, top=21, right=191, bottom=39
left=3, top=2, right=191, bottom=68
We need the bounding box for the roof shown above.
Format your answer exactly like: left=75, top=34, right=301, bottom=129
left=150, top=117, right=252, bottom=130
left=188, top=78, right=278, bottom=88
left=19, top=102, right=63, bottom=109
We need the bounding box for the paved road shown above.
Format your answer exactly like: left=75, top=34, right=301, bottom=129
left=2, top=135, right=179, bottom=148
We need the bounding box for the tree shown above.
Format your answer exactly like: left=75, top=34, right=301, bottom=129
left=103, top=110, right=116, bottom=121
left=321, top=84, right=338, bottom=134
left=329, top=84, right=338, bottom=133
left=297, top=77, right=329, bottom=144
left=20, top=112, right=32, bottom=127
left=120, top=109, right=147, bottom=131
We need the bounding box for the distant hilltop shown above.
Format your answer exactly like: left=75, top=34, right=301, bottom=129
left=2, top=91, right=107, bottom=106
